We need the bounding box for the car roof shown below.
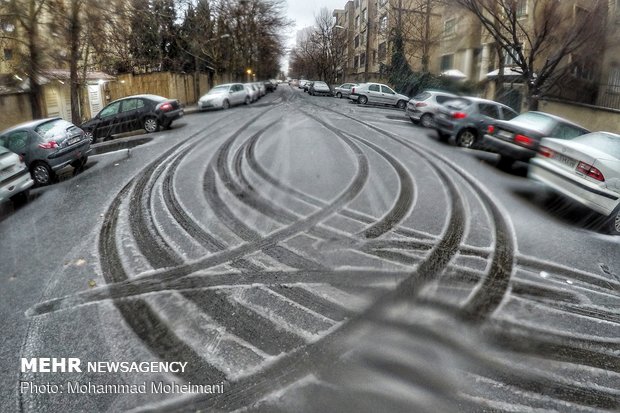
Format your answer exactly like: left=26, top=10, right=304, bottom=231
left=446, top=96, right=516, bottom=110
left=523, top=111, right=589, bottom=130
left=0, top=117, right=62, bottom=135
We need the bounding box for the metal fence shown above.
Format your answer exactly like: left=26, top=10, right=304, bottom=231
left=596, top=84, right=620, bottom=110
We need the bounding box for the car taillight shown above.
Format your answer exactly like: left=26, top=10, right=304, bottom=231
left=576, top=161, right=605, bottom=181
left=514, top=134, right=534, bottom=147
left=351, top=87, right=355, bottom=94
left=487, top=125, right=495, bottom=134
left=415, top=102, right=427, bottom=107
left=452, top=112, right=467, bottom=119
left=538, top=146, right=554, bottom=158
left=18, top=154, right=25, bottom=163
left=38, top=141, right=58, bottom=149
left=159, top=102, right=173, bottom=112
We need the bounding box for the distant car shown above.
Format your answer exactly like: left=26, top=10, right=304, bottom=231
left=334, top=83, right=357, bottom=99
left=0, top=145, right=34, bottom=205
left=483, top=111, right=590, bottom=167
left=434, top=97, right=519, bottom=148
left=265, top=80, right=277, bottom=92
left=298, top=80, right=308, bottom=89
left=198, top=83, right=249, bottom=111
left=406, top=90, right=458, bottom=128
left=0, top=117, right=91, bottom=186
left=81, top=94, right=183, bottom=143
left=309, top=81, right=332, bottom=96
left=255, top=82, right=266, bottom=97
left=349, top=83, right=409, bottom=109
left=244, top=83, right=259, bottom=102
left=529, top=132, right=620, bottom=235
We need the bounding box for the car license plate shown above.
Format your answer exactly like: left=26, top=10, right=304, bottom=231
left=67, top=137, right=80, bottom=146
left=497, top=130, right=513, bottom=140
left=555, top=153, right=576, bottom=168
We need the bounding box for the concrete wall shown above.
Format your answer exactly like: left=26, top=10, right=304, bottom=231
left=539, top=99, right=620, bottom=134
left=0, top=93, right=33, bottom=131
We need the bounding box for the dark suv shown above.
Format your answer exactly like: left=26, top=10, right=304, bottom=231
left=81, top=94, right=183, bottom=143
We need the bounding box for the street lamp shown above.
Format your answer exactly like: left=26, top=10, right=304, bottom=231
left=246, top=68, right=253, bottom=82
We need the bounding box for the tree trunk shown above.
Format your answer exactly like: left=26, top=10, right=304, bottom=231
left=527, top=82, right=539, bottom=111
left=69, top=0, right=81, bottom=125
left=28, top=20, right=43, bottom=119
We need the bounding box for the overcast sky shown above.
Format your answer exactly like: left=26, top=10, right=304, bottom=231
left=281, top=0, right=345, bottom=73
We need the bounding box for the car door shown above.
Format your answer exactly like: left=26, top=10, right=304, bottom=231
left=118, top=98, right=141, bottom=133
left=96, top=101, right=122, bottom=138
left=380, top=85, right=398, bottom=105
left=235, top=84, right=247, bottom=104
left=367, top=84, right=381, bottom=104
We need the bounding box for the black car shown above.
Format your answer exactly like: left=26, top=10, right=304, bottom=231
left=434, top=97, right=518, bottom=148
left=483, top=111, right=590, bottom=167
left=81, top=94, right=184, bottom=143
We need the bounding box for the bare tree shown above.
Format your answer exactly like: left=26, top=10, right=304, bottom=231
left=0, top=0, right=49, bottom=118
left=453, top=0, right=607, bottom=110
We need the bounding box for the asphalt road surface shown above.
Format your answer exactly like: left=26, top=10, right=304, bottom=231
left=1, top=86, right=619, bottom=412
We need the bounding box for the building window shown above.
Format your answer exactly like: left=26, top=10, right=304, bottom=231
left=354, top=35, right=359, bottom=48
left=355, top=0, right=359, bottom=8
left=3, top=48, right=13, bottom=60
left=504, top=45, right=520, bottom=66
left=440, top=54, right=453, bottom=71
left=379, top=15, right=388, bottom=33
left=373, top=50, right=377, bottom=64
left=355, top=15, right=359, bottom=28
left=516, top=0, right=527, bottom=18
left=444, top=18, right=456, bottom=36
left=360, top=53, right=366, bottom=67
left=354, top=55, right=359, bottom=68
left=378, top=42, right=387, bottom=61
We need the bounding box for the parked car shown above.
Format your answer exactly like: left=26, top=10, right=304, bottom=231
left=303, top=81, right=314, bottom=93
left=483, top=111, right=590, bottom=167
left=309, top=81, right=332, bottom=96
left=298, top=80, right=308, bottom=89
left=265, top=80, right=277, bottom=92
left=529, top=132, right=620, bottom=235
left=406, top=90, right=458, bottom=128
left=198, top=83, right=249, bottom=111
left=0, top=118, right=91, bottom=186
left=434, top=97, right=519, bottom=148
left=244, top=83, right=259, bottom=102
left=349, top=83, right=409, bottom=109
left=255, top=82, right=266, bottom=97
left=334, top=83, right=357, bottom=99
left=0, top=145, right=34, bottom=205
left=81, top=94, right=183, bottom=143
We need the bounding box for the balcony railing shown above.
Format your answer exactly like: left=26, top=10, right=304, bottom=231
left=597, top=84, right=620, bottom=110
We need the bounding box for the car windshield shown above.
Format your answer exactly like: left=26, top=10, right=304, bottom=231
left=574, top=132, right=620, bottom=159
left=34, top=119, right=73, bottom=140
left=1, top=1, right=618, bottom=413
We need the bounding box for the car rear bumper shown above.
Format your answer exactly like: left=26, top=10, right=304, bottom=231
left=529, top=158, right=619, bottom=216
left=434, top=115, right=457, bottom=136
left=162, top=108, right=183, bottom=121
left=483, top=134, right=536, bottom=161
left=48, top=143, right=92, bottom=171
left=0, top=169, right=34, bottom=201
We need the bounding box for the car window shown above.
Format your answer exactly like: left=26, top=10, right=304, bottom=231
left=34, top=119, right=73, bottom=139
left=552, top=122, right=588, bottom=139
left=573, top=133, right=620, bottom=159
left=99, top=101, right=121, bottom=118
left=121, top=99, right=139, bottom=112
left=510, top=112, right=556, bottom=133
left=444, top=98, right=472, bottom=110
left=369, top=84, right=380, bottom=92
left=436, top=95, right=453, bottom=104
left=1, top=130, right=29, bottom=153
left=381, top=85, right=395, bottom=94
left=478, top=104, right=500, bottom=118
left=414, top=92, right=431, bottom=101
left=501, top=107, right=518, bottom=120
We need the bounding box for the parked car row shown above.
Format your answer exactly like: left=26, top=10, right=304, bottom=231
left=407, top=88, right=619, bottom=235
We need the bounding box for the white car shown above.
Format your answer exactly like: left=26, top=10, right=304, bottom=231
left=244, top=83, right=259, bottom=103
left=349, top=82, right=410, bottom=109
left=198, top=83, right=249, bottom=110
left=529, top=132, right=620, bottom=235
left=0, top=145, right=34, bottom=206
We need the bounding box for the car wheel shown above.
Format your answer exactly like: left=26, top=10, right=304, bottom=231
left=10, top=190, right=29, bottom=207
left=336, top=92, right=342, bottom=99
left=606, top=206, right=620, bottom=235
left=456, top=129, right=477, bottom=148
left=396, top=100, right=407, bottom=109
left=358, top=95, right=368, bottom=105
left=420, top=113, right=433, bottom=128
left=144, top=117, right=159, bottom=133
left=31, top=162, right=54, bottom=186
left=84, top=129, right=95, bottom=143
left=245, top=96, right=251, bottom=105
left=222, top=99, right=230, bottom=109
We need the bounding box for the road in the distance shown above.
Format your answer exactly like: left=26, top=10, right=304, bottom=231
left=0, top=86, right=618, bottom=412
